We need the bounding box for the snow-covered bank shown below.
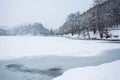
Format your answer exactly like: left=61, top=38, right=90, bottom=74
left=53, top=60, right=120, bottom=80
left=0, top=36, right=120, bottom=59
left=63, top=28, right=120, bottom=40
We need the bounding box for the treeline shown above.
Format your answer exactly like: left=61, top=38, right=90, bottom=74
left=58, top=0, right=120, bottom=39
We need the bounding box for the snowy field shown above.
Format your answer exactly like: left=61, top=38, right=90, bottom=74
left=0, top=36, right=120, bottom=80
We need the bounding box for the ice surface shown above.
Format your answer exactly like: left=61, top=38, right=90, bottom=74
left=0, top=36, right=120, bottom=59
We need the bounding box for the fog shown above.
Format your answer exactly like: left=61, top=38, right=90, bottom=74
left=0, top=0, right=93, bottom=29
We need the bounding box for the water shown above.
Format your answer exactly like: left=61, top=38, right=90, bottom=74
left=0, top=48, right=120, bottom=80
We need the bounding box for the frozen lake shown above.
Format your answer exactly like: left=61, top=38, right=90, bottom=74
left=0, top=36, right=120, bottom=80
left=0, top=36, right=120, bottom=58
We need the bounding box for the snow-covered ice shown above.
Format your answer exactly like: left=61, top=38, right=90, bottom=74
left=0, top=36, right=120, bottom=59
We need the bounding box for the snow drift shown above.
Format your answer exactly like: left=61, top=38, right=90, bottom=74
left=53, top=60, right=120, bottom=80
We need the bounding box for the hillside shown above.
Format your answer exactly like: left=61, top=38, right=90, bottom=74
left=58, top=0, right=120, bottom=39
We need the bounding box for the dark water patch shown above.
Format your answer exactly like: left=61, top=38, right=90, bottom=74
left=6, top=64, right=62, bottom=77
left=6, top=64, right=24, bottom=72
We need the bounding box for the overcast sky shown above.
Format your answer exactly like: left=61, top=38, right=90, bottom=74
left=0, top=0, right=93, bottom=29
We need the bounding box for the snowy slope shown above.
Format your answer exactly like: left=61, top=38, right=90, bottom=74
left=53, top=60, right=120, bottom=80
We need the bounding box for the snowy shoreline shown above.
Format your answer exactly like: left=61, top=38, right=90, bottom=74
left=53, top=60, right=120, bottom=80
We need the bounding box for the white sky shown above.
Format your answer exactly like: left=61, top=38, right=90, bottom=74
left=0, top=0, right=93, bottom=29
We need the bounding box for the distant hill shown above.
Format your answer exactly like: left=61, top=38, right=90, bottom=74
left=0, top=23, right=50, bottom=36
left=0, top=29, right=7, bottom=35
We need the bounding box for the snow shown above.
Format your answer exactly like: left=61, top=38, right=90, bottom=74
left=63, top=29, right=120, bottom=40
left=0, top=36, right=120, bottom=59
left=108, top=30, right=120, bottom=39
left=53, top=60, right=120, bottom=80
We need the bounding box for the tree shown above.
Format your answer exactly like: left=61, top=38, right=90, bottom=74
left=93, top=0, right=106, bottom=38
left=50, top=28, right=54, bottom=35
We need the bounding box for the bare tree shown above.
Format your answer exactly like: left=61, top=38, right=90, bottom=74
left=94, top=0, right=106, bottom=38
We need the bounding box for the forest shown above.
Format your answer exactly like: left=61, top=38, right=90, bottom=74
left=58, top=0, right=120, bottom=39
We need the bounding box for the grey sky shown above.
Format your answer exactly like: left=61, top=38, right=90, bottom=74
left=0, top=0, right=93, bottom=29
